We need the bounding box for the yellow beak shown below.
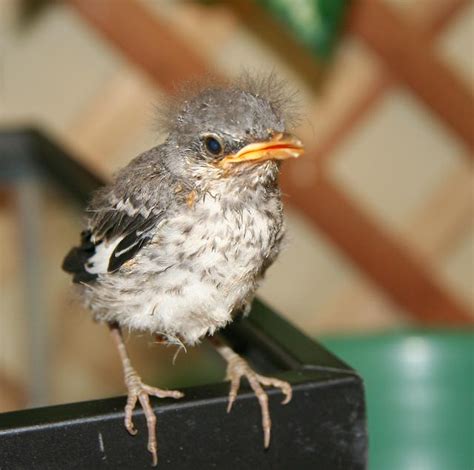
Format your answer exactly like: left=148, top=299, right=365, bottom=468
left=218, top=132, right=304, bottom=167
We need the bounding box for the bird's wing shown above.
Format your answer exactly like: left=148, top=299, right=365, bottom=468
left=62, top=195, right=164, bottom=284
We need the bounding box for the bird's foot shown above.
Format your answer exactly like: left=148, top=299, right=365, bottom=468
left=123, top=368, right=184, bottom=466
left=225, top=354, right=292, bottom=448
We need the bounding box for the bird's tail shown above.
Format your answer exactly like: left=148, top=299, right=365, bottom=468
left=62, top=230, right=98, bottom=284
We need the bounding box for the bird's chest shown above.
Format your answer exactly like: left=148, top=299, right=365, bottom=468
left=161, top=195, right=283, bottom=280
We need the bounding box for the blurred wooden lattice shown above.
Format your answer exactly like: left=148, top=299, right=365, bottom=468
left=65, top=0, right=473, bottom=326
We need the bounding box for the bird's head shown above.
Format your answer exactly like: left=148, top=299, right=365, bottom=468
left=160, top=75, right=304, bottom=188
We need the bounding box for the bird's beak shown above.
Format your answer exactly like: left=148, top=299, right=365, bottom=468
left=218, top=132, right=304, bottom=167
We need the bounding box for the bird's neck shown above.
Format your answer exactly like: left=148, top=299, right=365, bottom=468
left=210, top=162, right=280, bottom=195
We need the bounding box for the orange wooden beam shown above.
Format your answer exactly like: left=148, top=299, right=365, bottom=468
left=0, top=371, right=27, bottom=412
left=419, top=0, right=470, bottom=35
left=349, top=0, right=474, bottom=151
left=0, top=187, right=14, bottom=209
left=315, top=74, right=391, bottom=169
left=68, top=0, right=220, bottom=93
left=316, top=0, right=470, bottom=168
left=280, top=173, right=473, bottom=324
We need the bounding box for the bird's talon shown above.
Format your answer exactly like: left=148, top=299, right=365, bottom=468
left=148, top=442, right=158, bottom=467
left=126, top=423, right=138, bottom=436
left=224, top=356, right=292, bottom=449
left=123, top=369, right=182, bottom=466
left=142, top=384, right=184, bottom=400
left=226, top=395, right=236, bottom=413
left=264, top=428, right=270, bottom=449
left=281, top=388, right=292, bottom=405
left=150, top=450, right=158, bottom=467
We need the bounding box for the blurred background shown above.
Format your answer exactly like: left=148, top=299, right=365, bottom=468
left=0, top=0, right=472, bottom=468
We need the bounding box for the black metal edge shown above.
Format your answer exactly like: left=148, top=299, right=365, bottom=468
left=0, top=127, right=103, bottom=203
left=0, top=371, right=359, bottom=434
left=0, top=127, right=39, bottom=181
left=0, top=375, right=368, bottom=470
left=236, top=300, right=357, bottom=373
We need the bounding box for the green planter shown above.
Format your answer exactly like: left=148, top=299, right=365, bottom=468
left=321, top=330, right=474, bottom=470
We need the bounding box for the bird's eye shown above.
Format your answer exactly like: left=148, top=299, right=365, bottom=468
left=204, top=135, right=223, bottom=156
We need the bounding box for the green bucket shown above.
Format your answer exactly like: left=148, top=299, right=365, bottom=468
left=321, top=330, right=474, bottom=470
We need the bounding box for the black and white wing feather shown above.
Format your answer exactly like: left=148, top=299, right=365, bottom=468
left=62, top=195, right=163, bottom=284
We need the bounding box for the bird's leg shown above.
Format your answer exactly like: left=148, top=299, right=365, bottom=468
left=108, top=323, right=184, bottom=466
left=208, top=335, right=292, bottom=448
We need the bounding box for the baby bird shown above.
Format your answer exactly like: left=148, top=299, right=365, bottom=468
left=63, top=75, right=304, bottom=466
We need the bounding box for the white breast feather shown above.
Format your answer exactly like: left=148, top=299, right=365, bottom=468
left=84, top=193, right=279, bottom=345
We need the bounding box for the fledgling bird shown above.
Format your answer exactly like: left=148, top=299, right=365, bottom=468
left=63, top=75, right=304, bottom=466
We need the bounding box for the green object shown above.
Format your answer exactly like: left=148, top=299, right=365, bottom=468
left=321, top=330, right=474, bottom=470
left=256, top=0, right=350, bottom=60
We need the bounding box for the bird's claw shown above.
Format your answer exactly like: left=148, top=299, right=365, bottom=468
left=225, top=355, right=292, bottom=448
left=123, top=369, right=183, bottom=466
